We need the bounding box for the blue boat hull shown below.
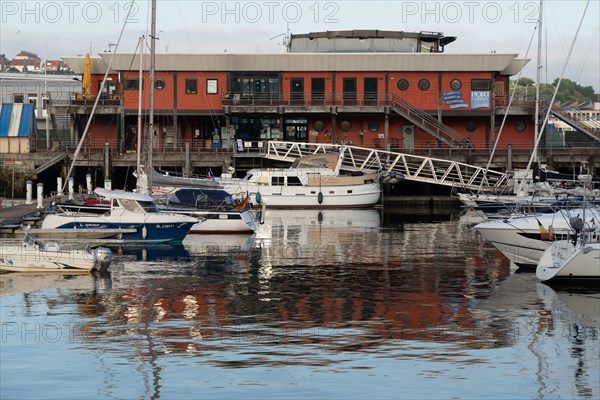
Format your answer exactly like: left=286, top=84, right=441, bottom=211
left=52, top=221, right=195, bottom=243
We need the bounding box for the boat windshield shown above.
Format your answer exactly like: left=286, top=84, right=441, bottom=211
left=24, top=234, right=40, bottom=248
left=138, top=200, right=160, bottom=213
left=119, top=199, right=160, bottom=213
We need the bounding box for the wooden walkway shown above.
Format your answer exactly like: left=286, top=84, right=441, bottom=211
left=0, top=198, right=53, bottom=225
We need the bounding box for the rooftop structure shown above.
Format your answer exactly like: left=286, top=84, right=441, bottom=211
left=288, top=30, right=457, bottom=53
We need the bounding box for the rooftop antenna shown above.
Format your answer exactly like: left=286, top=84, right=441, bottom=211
left=269, top=22, right=291, bottom=52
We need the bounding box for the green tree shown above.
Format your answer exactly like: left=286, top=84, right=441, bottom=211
left=510, top=77, right=596, bottom=106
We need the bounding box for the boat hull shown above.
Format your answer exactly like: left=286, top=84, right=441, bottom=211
left=537, top=241, right=600, bottom=281
left=474, top=208, right=600, bottom=267
left=221, top=181, right=381, bottom=208
left=189, top=210, right=257, bottom=234
left=0, top=245, right=103, bottom=272
left=41, top=215, right=195, bottom=243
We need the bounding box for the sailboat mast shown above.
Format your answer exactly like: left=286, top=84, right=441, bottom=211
left=147, top=0, right=157, bottom=177
left=533, top=0, right=543, bottom=162
left=136, top=35, right=144, bottom=178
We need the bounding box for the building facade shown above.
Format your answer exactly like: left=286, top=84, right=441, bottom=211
left=58, top=32, right=536, bottom=158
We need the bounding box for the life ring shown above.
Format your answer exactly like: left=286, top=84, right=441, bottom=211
left=318, top=192, right=323, bottom=204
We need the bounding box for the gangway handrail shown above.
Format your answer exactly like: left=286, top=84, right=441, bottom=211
left=264, top=141, right=508, bottom=191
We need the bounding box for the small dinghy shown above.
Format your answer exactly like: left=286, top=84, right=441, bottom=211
left=0, top=234, right=112, bottom=272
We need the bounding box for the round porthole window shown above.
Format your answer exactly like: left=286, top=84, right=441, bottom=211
left=154, top=79, right=165, bottom=90
left=397, top=79, right=409, bottom=91
left=465, top=120, right=477, bottom=132
left=314, top=120, right=325, bottom=131
left=450, top=79, right=462, bottom=91
left=368, top=120, right=379, bottom=132
left=340, top=121, right=352, bottom=132
left=418, top=79, right=430, bottom=91
left=515, top=120, right=527, bottom=132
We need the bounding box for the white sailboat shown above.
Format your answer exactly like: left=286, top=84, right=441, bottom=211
left=474, top=206, right=600, bottom=267
left=536, top=238, right=600, bottom=281
left=132, top=7, right=256, bottom=234
left=536, top=175, right=600, bottom=281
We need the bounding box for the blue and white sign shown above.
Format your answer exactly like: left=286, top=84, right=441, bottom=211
left=442, top=91, right=468, bottom=108
left=470, top=91, right=490, bottom=109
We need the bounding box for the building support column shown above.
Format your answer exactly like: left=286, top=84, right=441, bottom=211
left=103, top=142, right=110, bottom=180
left=174, top=113, right=179, bottom=150
left=488, top=114, right=494, bottom=150
left=69, top=115, right=76, bottom=144
left=331, top=110, right=337, bottom=143
left=225, top=114, right=231, bottom=150
left=185, top=142, right=190, bottom=177
left=384, top=111, right=389, bottom=150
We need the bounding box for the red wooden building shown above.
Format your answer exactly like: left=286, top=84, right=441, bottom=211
left=61, top=31, right=534, bottom=155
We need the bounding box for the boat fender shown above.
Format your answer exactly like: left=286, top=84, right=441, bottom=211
left=142, top=225, right=147, bottom=239
left=256, top=192, right=262, bottom=204
left=259, top=201, right=267, bottom=225
left=318, top=192, right=323, bottom=204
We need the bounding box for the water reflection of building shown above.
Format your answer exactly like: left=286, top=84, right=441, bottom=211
left=53, top=211, right=515, bottom=358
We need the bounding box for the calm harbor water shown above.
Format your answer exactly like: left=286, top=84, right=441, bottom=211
left=1, top=208, right=599, bottom=399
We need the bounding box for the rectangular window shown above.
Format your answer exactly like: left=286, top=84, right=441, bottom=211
left=185, top=78, right=197, bottom=94
left=471, top=79, right=491, bottom=91
left=494, top=81, right=505, bottom=96
left=343, top=78, right=357, bottom=105
left=124, top=79, right=140, bottom=90
left=13, top=94, right=24, bottom=103
left=364, top=77, right=378, bottom=105
left=271, top=176, right=285, bottom=186
left=290, top=78, right=304, bottom=104
left=287, top=177, right=302, bottom=186
left=206, top=79, right=218, bottom=94
left=311, top=77, right=325, bottom=104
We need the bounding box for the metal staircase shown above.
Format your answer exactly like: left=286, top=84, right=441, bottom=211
left=34, top=153, right=66, bottom=174
left=263, top=141, right=508, bottom=192
left=550, top=108, right=600, bottom=143
left=390, top=94, right=471, bottom=149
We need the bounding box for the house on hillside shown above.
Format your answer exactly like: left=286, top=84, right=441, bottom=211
left=9, top=51, right=41, bottom=73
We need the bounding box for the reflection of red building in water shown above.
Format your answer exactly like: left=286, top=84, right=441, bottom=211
left=79, top=213, right=512, bottom=355
left=60, top=30, right=535, bottom=167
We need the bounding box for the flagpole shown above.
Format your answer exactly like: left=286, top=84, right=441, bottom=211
left=44, top=43, right=50, bottom=149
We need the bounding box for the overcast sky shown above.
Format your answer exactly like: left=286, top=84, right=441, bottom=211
left=1, top=0, right=598, bottom=91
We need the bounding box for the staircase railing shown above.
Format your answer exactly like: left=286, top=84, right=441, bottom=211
left=390, top=94, right=470, bottom=149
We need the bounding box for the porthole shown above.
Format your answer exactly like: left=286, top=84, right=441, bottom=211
left=397, top=79, right=409, bottom=91
left=465, top=120, right=477, bottom=132
left=515, top=120, right=527, bottom=132
left=154, top=79, right=165, bottom=90
left=418, top=79, right=430, bottom=91
left=450, top=79, right=462, bottom=91
left=368, top=120, right=379, bottom=132
left=314, top=120, right=325, bottom=131
left=340, top=121, right=352, bottom=132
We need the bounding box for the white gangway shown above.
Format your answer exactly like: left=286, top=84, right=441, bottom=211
left=261, top=141, right=508, bottom=192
